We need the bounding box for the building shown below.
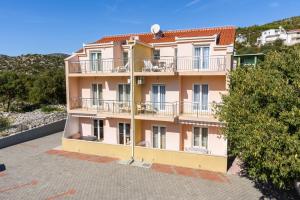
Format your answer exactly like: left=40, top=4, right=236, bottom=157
left=257, top=27, right=300, bottom=46
left=257, top=26, right=286, bottom=45
left=286, top=29, right=300, bottom=46
left=63, top=26, right=236, bottom=173
left=234, top=53, right=264, bottom=68
left=235, top=33, right=247, bottom=43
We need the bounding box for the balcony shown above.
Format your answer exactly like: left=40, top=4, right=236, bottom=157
left=135, top=101, right=178, bottom=122
left=134, top=56, right=227, bottom=76
left=68, top=58, right=130, bottom=76
left=179, top=102, right=218, bottom=122
left=176, top=56, right=226, bottom=75
left=134, top=57, right=176, bottom=76
left=69, top=98, right=131, bottom=119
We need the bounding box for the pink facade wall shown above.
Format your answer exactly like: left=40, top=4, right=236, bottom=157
left=181, top=76, right=227, bottom=105
left=138, top=120, right=181, bottom=151
left=182, top=125, right=227, bottom=156
left=141, top=76, right=180, bottom=103
left=79, top=117, right=130, bottom=145
left=78, top=77, right=128, bottom=100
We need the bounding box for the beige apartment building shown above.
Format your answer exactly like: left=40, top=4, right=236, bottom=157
left=63, top=25, right=236, bottom=173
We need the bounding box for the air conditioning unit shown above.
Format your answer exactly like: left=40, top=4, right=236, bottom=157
left=136, top=76, right=145, bottom=85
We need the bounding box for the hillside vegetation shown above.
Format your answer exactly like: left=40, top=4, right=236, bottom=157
left=0, top=54, right=68, bottom=112
left=236, top=16, right=300, bottom=54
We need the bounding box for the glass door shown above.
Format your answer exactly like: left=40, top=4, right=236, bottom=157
left=91, top=84, right=102, bottom=108
left=118, top=123, right=130, bottom=145
left=194, top=47, right=210, bottom=70
left=193, top=84, right=208, bottom=112
left=152, top=126, right=166, bottom=149
left=152, top=84, right=165, bottom=111
left=90, top=52, right=102, bottom=72
left=118, top=84, right=130, bottom=112
left=93, top=119, right=104, bottom=141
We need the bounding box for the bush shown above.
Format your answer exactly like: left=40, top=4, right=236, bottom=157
left=41, top=105, right=64, bottom=113
left=0, top=116, right=10, bottom=129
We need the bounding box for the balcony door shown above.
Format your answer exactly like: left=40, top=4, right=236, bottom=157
left=193, top=84, right=208, bottom=112
left=118, top=84, right=130, bottom=112
left=90, top=52, right=102, bottom=72
left=93, top=119, right=104, bottom=141
left=194, top=47, right=209, bottom=70
left=152, top=84, right=165, bottom=111
left=118, top=123, right=130, bottom=145
left=152, top=126, right=166, bottom=149
left=91, top=84, right=102, bottom=108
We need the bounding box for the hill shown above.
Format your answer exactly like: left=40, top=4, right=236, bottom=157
left=0, top=53, right=68, bottom=112
left=0, top=54, right=68, bottom=73
left=236, top=16, right=300, bottom=53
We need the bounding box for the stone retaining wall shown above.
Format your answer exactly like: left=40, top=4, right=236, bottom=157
left=0, top=119, right=66, bottom=149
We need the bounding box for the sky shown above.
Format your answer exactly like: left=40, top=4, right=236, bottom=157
left=0, top=0, right=299, bottom=56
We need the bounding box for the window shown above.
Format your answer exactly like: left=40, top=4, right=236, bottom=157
left=92, top=84, right=102, bottom=106
left=153, top=49, right=160, bottom=60
left=152, top=126, right=166, bottom=149
left=118, top=84, right=130, bottom=102
left=118, top=123, right=130, bottom=145
left=123, top=51, right=128, bottom=66
left=90, top=52, right=102, bottom=71
left=93, top=119, right=104, bottom=141
left=194, top=47, right=210, bottom=70
left=193, top=127, right=208, bottom=149
left=152, top=84, right=165, bottom=110
left=193, top=84, right=208, bottom=111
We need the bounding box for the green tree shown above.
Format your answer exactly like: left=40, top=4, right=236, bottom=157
left=217, top=46, right=300, bottom=189
left=0, top=71, right=26, bottom=111
left=29, top=68, right=65, bottom=105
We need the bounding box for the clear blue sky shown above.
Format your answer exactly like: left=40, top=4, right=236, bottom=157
left=0, top=0, right=299, bottom=56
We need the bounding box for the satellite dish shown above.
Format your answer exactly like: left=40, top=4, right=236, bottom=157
left=151, top=24, right=160, bottom=34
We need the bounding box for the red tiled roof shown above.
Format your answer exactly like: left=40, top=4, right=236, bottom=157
left=94, top=26, right=236, bottom=45
left=75, top=26, right=236, bottom=53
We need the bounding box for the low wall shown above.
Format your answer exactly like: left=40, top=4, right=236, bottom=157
left=62, top=138, right=131, bottom=160
left=135, top=146, right=227, bottom=173
left=62, top=138, right=227, bottom=173
left=0, top=119, right=66, bottom=149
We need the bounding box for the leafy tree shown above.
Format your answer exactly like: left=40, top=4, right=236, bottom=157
left=217, top=45, right=300, bottom=189
left=29, top=68, right=65, bottom=105
left=0, top=71, right=27, bottom=111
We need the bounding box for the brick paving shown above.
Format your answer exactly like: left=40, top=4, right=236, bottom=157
left=0, top=132, right=267, bottom=200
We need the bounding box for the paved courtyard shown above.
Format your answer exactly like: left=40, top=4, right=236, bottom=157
left=0, top=132, right=268, bottom=200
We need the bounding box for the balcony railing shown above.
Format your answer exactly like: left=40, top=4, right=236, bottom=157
left=70, top=98, right=217, bottom=118
left=69, top=58, right=129, bottom=74
left=136, top=101, right=177, bottom=117
left=137, top=56, right=226, bottom=73
left=180, top=102, right=213, bottom=117
left=139, top=57, right=176, bottom=72
left=176, top=56, right=226, bottom=72
left=70, top=98, right=131, bottom=114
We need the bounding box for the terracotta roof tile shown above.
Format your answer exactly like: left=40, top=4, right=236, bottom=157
left=75, top=26, right=236, bottom=53
left=93, top=26, right=236, bottom=45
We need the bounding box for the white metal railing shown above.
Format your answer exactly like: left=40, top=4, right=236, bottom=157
left=136, top=101, right=177, bottom=117
left=138, top=56, right=226, bottom=72
left=69, top=58, right=129, bottom=74
left=180, top=102, right=213, bottom=117
left=70, top=98, right=131, bottom=114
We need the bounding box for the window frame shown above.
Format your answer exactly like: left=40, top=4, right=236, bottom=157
left=192, top=83, right=209, bottom=112
left=117, top=122, right=131, bottom=145
left=152, top=125, right=166, bottom=149
left=192, top=126, right=208, bottom=149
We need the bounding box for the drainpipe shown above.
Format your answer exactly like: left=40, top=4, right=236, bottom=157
left=130, top=44, right=135, bottom=161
